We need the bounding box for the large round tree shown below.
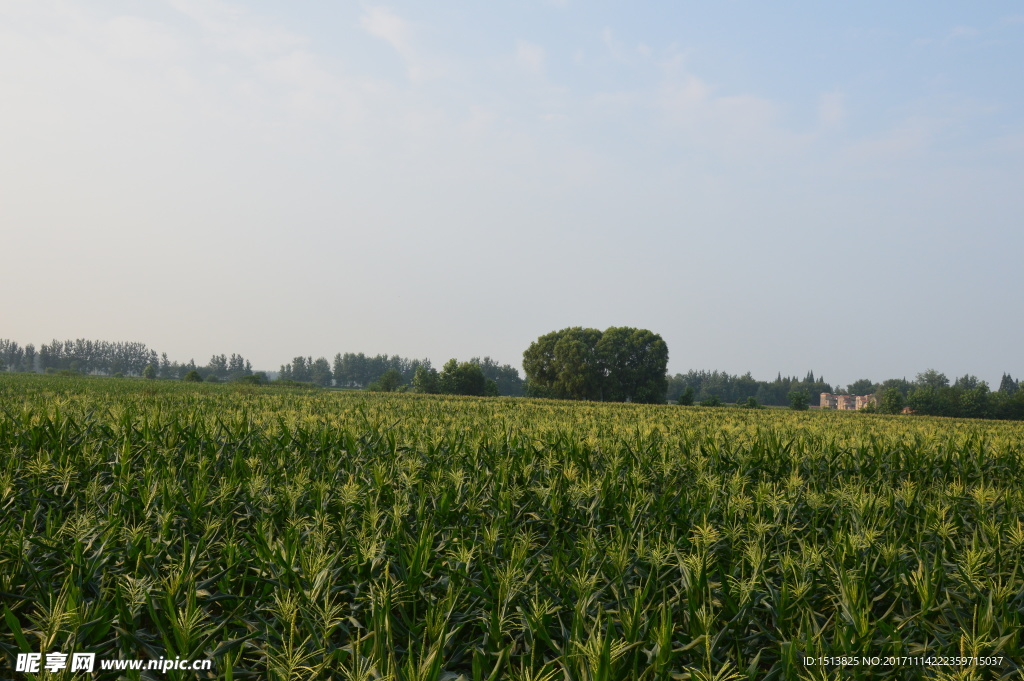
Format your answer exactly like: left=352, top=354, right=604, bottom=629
left=523, top=326, right=668, bottom=403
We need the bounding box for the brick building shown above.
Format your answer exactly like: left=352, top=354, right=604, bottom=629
left=820, top=392, right=877, bottom=410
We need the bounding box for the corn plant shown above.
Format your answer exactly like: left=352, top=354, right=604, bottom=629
left=1, top=373, right=1023, bottom=679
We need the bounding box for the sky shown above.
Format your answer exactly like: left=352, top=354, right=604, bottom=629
left=2, top=1, right=1022, bottom=388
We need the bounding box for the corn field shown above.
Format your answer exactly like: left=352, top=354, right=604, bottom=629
left=2, top=374, right=1023, bottom=680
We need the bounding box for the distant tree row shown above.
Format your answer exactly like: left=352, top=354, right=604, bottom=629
left=0, top=340, right=36, bottom=373
left=667, top=369, right=834, bottom=407
left=332, top=353, right=432, bottom=388
left=0, top=338, right=256, bottom=381
left=2, top=337, right=524, bottom=395
left=0, top=338, right=157, bottom=376
left=870, top=370, right=1024, bottom=420
left=170, top=353, right=256, bottom=382
left=405, top=359, right=499, bottom=396
left=279, top=352, right=524, bottom=396
left=8, top=336, right=1020, bottom=419
left=279, top=356, right=335, bottom=386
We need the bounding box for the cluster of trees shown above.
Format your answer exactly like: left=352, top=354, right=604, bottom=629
left=331, top=353, right=431, bottom=388
left=0, top=340, right=36, bottom=373
left=181, top=353, right=258, bottom=382
left=873, top=370, right=1024, bottom=420
left=2, top=337, right=523, bottom=396
left=667, top=370, right=834, bottom=408
left=278, top=357, right=334, bottom=386
left=522, top=327, right=668, bottom=403
left=406, top=360, right=498, bottom=396
left=277, top=352, right=524, bottom=396
left=472, top=357, right=525, bottom=396
left=0, top=339, right=158, bottom=376
left=0, top=338, right=258, bottom=382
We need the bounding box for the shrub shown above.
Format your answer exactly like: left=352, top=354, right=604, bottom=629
left=235, top=372, right=268, bottom=386
left=880, top=387, right=905, bottom=414
left=788, top=390, right=809, bottom=411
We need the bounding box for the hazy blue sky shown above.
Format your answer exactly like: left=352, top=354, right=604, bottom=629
left=2, top=1, right=1022, bottom=387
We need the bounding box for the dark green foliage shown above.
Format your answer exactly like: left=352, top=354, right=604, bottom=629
left=208, top=353, right=228, bottom=377
left=880, top=387, right=905, bottom=414
left=484, top=378, right=500, bottom=397
left=523, top=327, right=604, bottom=401
left=183, top=370, right=202, bottom=383
left=412, top=365, right=439, bottom=394
left=332, top=353, right=523, bottom=395
left=788, top=390, right=809, bottom=411
left=677, top=386, right=694, bottom=406
left=915, top=369, right=949, bottom=389
left=878, top=377, right=913, bottom=397
left=901, top=379, right=1024, bottom=420
left=332, top=352, right=432, bottom=389
left=744, top=396, right=762, bottom=409
left=700, top=395, right=722, bottom=407
left=470, top=356, right=524, bottom=396
left=0, top=340, right=24, bottom=372
left=34, top=338, right=156, bottom=375
left=1, top=337, right=260, bottom=380
left=906, top=386, right=940, bottom=414
left=235, top=372, right=268, bottom=385
left=667, top=369, right=832, bottom=407
left=522, top=326, right=668, bottom=403
left=438, top=359, right=487, bottom=396
left=523, top=379, right=551, bottom=398
left=272, top=379, right=321, bottom=389
left=207, top=352, right=255, bottom=382
left=369, top=368, right=404, bottom=393
left=309, top=357, right=333, bottom=387
left=142, top=364, right=156, bottom=380
left=848, top=378, right=875, bottom=395
left=278, top=356, right=333, bottom=386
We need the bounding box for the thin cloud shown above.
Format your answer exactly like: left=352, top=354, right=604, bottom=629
left=653, top=73, right=813, bottom=159
left=516, top=41, right=545, bottom=74
left=949, top=25, right=980, bottom=39
left=601, top=27, right=627, bottom=62
left=360, top=6, right=412, bottom=54
left=168, top=0, right=308, bottom=57
left=359, top=6, right=426, bottom=80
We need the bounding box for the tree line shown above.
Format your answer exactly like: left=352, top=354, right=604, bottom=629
left=279, top=352, right=525, bottom=396
left=0, top=338, right=257, bottom=382
left=1, top=338, right=525, bottom=395
left=871, top=370, right=1024, bottom=420
left=5, top=336, right=1022, bottom=420
left=666, top=370, right=834, bottom=407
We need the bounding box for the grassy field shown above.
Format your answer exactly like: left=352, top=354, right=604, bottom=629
left=2, top=374, right=1023, bottom=680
